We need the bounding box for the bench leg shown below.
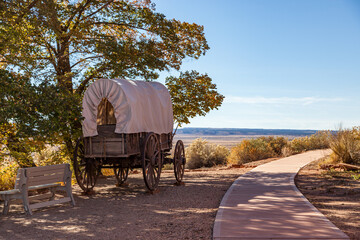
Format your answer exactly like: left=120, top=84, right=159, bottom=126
left=49, top=188, right=56, bottom=201
left=23, top=197, right=32, bottom=215
left=69, top=194, right=75, bottom=207
left=2, top=197, right=10, bottom=215
left=65, top=178, right=75, bottom=206
left=20, top=187, right=32, bottom=215
left=23, top=204, right=32, bottom=215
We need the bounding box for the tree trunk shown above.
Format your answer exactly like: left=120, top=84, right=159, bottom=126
left=56, top=32, right=76, bottom=161
left=56, top=33, right=73, bottom=91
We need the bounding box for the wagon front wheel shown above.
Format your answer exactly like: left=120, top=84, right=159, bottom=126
left=114, top=167, right=129, bottom=186
left=73, top=138, right=99, bottom=192
left=174, top=140, right=186, bottom=182
left=142, top=133, right=162, bottom=191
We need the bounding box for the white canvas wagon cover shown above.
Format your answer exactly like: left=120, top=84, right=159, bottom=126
left=82, top=78, right=173, bottom=137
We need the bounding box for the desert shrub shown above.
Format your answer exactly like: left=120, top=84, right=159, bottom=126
left=162, top=163, right=174, bottom=170
left=289, top=137, right=310, bottom=154
left=186, top=138, right=229, bottom=169
left=33, top=144, right=70, bottom=166
left=307, top=131, right=330, bottom=150
left=212, top=145, right=230, bottom=165
left=227, top=138, right=275, bottom=165
left=289, top=131, right=330, bottom=154
left=281, top=146, right=293, bottom=157
left=329, top=128, right=360, bottom=165
left=260, top=136, right=288, bottom=156
left=0, top=161, right=18, bottom=191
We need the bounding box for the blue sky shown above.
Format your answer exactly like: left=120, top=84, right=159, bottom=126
left=153, top=0, right=360, bottom=130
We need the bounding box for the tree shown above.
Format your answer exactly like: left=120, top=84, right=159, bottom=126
left=0, top=70, right=42, bottom=167
left=0, top=0, right=223, bottom=160
left=166, top=71, right=224, bottom=126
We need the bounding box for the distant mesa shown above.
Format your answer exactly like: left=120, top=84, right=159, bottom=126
left=177, top=128, right=318, bottom=136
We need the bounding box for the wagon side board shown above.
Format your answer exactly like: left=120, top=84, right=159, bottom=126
left=84, top=125, right=172, bottom=158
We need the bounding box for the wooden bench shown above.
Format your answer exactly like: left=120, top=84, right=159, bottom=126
left=0, top=164, right=75, bottom=215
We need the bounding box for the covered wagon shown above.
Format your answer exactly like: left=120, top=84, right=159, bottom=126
left=73, top=78, right=186, bottom=192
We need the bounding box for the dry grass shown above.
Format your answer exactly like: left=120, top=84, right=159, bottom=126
left=185, top=138, right=229, bottom=169
left=296, top=157, right=360, bottom=239
left=173, top=134, right=297, bottom=149
left=329, top=128, right=360, bottom=165
left=227, top=138, right=275, bottom=165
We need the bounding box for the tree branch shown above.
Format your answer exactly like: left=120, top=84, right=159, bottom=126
left=14, top=0, right=40, bottom=24
left=70, top=0, right=115, bottom=34
left=93, top=22, right=155, bottom=34
left=66, top=0, right=92, bottom=31
left=70, top=55, right=103, bottom=69
left=75, top=64, right=108, bottom=94
left=84, top=0, right=115, bottom=19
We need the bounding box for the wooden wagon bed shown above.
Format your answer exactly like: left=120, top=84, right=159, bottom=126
left=84, top=125, right=172, bottom=158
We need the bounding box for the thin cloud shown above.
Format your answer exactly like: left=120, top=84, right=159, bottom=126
left=225, top=96, right=345, bottom=105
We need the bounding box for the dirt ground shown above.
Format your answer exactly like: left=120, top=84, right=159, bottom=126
left=2, top=157, right=357, bottom=240
left=295, top=159, right=360, bottom=240
left=0, top=159, right=275, bottom=240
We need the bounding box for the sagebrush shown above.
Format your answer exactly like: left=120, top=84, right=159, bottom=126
left=329, top=127, right=360, bottom=165
left=289, top=131, right=330, bottom=154
left=186, top=138, right=229, bottom=169
left=227, top=132, right=331, bottom=166
left=227, top=138, right=275, bottom=165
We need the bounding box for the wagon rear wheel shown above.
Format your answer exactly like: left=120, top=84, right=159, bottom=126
left=142, top=133, right=162, bottom=191
left=114, top=167, right=129, bottom=186
left=73, top=138, right=100, bottom=192
left=174, top=140, right=186, bottom=182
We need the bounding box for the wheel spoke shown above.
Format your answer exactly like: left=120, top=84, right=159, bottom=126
left=114, top=165, right=130, bottom=185
left=142, top=133, right=161, bottom=191
left=120, top=169, right=124, bottom=179
left=151, top=138, right=156, bottom=154
left=152, top=166, right=157, bottom=182
left=145, top=158, right=151, bottom=167
left=73, top=138, right=99, bottom=192
left=150, top=173, right=155, bottom=187
left=174, top=140, right=185, bottom=183
left=154, top=150, right=160, bottom=158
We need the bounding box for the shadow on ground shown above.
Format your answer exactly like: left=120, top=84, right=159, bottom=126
left=0, top=168, right=248, bottom=240
left=295, top=161, right=360, bottom=240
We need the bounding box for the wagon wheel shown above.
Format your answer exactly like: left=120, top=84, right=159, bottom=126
left=113, top=166, right=129, bottom=186
left=142, top=133, right=162, bottom=191
left=174, top=140, right=186, bottom=182
left=73, top=138, right=100, bottom=192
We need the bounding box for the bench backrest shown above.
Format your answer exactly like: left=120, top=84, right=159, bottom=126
left=15, top=164, right=71, bottom=189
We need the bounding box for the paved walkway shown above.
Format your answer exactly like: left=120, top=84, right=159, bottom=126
left=213, top=149, right=350, bottom=240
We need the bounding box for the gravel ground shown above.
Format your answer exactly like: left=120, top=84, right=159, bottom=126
left=295, top=159, right=360, bottom=240
left=0, top=160, right=277, bottom=240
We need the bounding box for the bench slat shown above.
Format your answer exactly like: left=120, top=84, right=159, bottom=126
left=28, top=183, right=61, bottom=190
left=26, top=164, right=66, bottom=175
left=27, top=174, right=64, bottom=186
left=28, top=192, right=53, bottom=201
left=29, top=197, right=71, bottom=210
left=28, top=169, right=65, bottom=178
